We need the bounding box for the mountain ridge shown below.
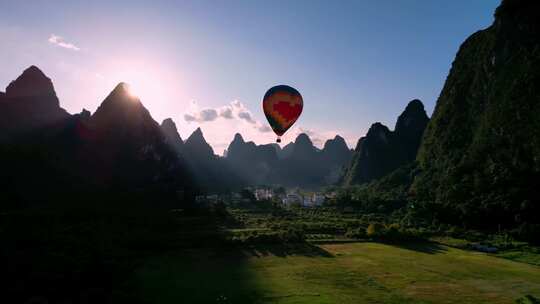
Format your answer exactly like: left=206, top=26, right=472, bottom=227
left=343, top=99, right=429, bottom=186
left=412, top=0, right=540, bottom=228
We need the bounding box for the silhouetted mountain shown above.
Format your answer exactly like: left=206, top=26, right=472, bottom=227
left=343, top=100, right=429, bottom=185
left=161, top=118, right=183, bottom=154
left=225, top=133, right=278, bottom=185
left=343, top=123, right=394, bottom=185
left=183, top=128, right=242, bottom=193
left=275, top=133, right=327, bottom=187
left=0, top=74, right=195, bottom=208
left=269, top=143, right=281, bottom=155
left=81, top=83, right=190, bottom=188
left=394, top=99, right=430, bottom=163
left=321, top=135, right=353, bottom=183
left=290, top=133, right=318, bottom=160
left=413, top=0, right=540, bottom=229
left=322, top=135, right=352, bottom=165
left=184, top=127, right=214, bottom=158
left=0, top=66, right=69, bottom=141
left=279, top=142, right=295, bottom=159
left=225, top=132, right=353, bottom=188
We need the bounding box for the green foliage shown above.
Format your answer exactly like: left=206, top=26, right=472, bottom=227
left=366, top=223, right=384, bottom=238
left=338, top=164, right=418, bottom=214
left=345, top=227, right=366, bottom=239
left=413, top=0, right=540, bottom=234
left=240, top=189, right=256, bottom=201
left=516, top=295, right=540, bottom=304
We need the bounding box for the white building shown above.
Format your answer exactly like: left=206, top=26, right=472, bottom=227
left=255, top=188, right=273, bottom=201
left=303, top=196, right=313, bottom=207
left=206, top=194, right=218, bottom=203
left=282, top=193, right=302, bottom=206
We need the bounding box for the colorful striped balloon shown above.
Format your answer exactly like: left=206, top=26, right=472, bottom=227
left=262, top=85, right=303, bottom=143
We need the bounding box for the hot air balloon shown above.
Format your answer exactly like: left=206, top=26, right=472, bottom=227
left=262, top=85, right=303, bottom=143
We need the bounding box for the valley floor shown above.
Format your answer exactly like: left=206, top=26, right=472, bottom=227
left=134, top=242, right=540, bottom=304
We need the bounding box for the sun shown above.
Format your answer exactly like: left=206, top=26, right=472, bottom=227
left=98, top=59, right=185, bottom=121
left=124, top=83, right=139, bottom=98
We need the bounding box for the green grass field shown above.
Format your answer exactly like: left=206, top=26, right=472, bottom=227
left=134, top=242, right=540, bottom=304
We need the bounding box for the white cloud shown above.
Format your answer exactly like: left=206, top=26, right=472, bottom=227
left=184, top=100, right=263, bottom=129
left=238, top=111, right=256, bottom=124
left=180, top=100, right=280, bottom=154
left=179, top=100, right=356, bottom=154
left=199, top=109, right=218, bottom=121
left=48, top=34, right=80, bottom=51
left=257, top=124, right=272, bottom=133
left=184, top=108, right=217, bottom=122
left=184, top=113, right=197, bottom=122
left=219, top=106, right=233, bottom=119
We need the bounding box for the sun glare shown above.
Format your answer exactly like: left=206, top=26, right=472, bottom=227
left=124, top=83, right=139, bottom=98
left=97, top=59, right=185, bottom=121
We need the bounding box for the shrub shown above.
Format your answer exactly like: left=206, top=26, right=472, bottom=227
left=345, top=227, right=366, bottom=239
left=515, top=295, right=540, bottom=304
left=366, top=223, right=385, bottom=238
left=384, top=223, right=401, bottom=239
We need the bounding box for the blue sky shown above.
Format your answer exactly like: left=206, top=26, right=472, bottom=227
left=0, top=0, right=499, bottom=153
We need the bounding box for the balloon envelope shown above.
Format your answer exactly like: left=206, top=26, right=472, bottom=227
left=262, top=85, right=303, bottom=139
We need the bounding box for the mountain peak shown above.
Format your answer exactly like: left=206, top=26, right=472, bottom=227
left=322, top=134, right=352, bottom=166
left=192, top=127, right=203, bottom=136
left=160, top=118, right=183, bottom=153
left=99, top=82, right=140, bottom=106
left=26, top=65, right=45, bottom=74
left=0, top=66, right=68, bottom=138
left=110, top=82, right=136, bottom=99
left=367, top=122, right=390, bottom=135
left=295, top=133, right=313, bottom=146
left=186, top=127, right=207, bottom=145
left=233, top=133, right=244, bottom=143
left=5, top=65, right=56, bottom=98
left=323, top=134, right=348, bottom=150
left=184, top=127, right=214, bottom=158
left=161, top=118, right=180, bottom=136
left=495, top=0, right=540, bottom=23
left=334, top=134, right=345, bottom=141
left=161, top=118, right=177, bottom=130
left=395, top=99, right=429, bottom=137
left=290, top=133, right=317, bottom=160
left=91, top=83, right=157, bottom=132
left=405, top=99, right=425, bottom=111
left=364, top=122, right=392, bottom=144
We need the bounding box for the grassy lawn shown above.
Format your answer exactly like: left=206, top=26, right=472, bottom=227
left=134, top=242, right=540, bottom=304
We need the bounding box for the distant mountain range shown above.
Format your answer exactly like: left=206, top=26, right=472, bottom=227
left=345, top=0, right=540, bottom=232
left=0, top=64, right=432, bottom=201
left=224, top=131, right=352, bottom=188
left=0, top=66, right=69, bottom=141
left=157, top=110, right=355, bottom=188
left=1, top=0, right=538, bottom=232
left=0, top=68, right=194, bottom=206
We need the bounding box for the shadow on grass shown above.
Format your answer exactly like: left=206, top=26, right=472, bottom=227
left=242, top=242, right=334, bottom=258
left=0, top=202, right=269, bottom=304
left=131, top=242, right=335, bottom=304
left=381, top=240, right=448, bottom=254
